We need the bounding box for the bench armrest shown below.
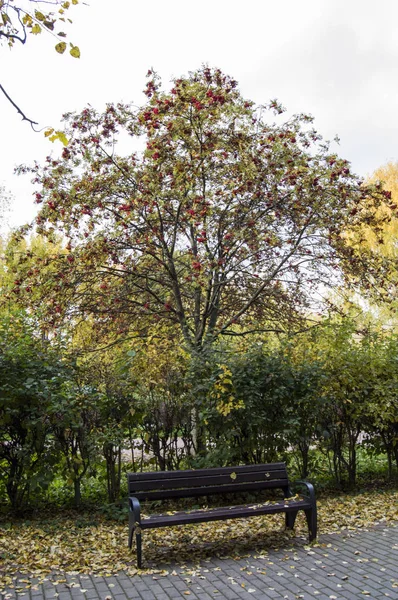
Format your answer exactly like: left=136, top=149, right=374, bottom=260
left=129, top=496, right=142, bottom=525
left=292, top=480, right=316, bottom=505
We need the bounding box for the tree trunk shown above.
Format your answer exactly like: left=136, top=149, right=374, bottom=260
left=73, top=477, right=81, bottom=507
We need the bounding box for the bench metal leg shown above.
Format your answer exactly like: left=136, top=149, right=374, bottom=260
left=285, top=510, right=298, bottom=530
left=129, top=524, right=143, bottom=568
left=304, top=508, right=317, bottom=541
left=128, top=524, right=134, bottom=550
left=136, top=532, right=142, bottom=569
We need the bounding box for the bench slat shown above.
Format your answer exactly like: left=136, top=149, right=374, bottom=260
left=128, top=462, right=286, bottom=483
left=131, top=478, right=290, bottom=501
left=128, top=469, right=288, bottom=493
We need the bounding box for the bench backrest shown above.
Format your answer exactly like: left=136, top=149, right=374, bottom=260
left=127, top=463, right=290, bottom=501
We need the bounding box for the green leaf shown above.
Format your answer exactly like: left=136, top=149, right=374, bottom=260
left=55, top=42, right=67, bottom=54
left=69, top=45, right=80, bottom=59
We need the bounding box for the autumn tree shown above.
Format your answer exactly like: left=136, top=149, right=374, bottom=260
left=0, top=0, right=80, bottom=126
left=342, top=161, right=398, bottom=323
left=13, top=67, right=393, bottom=357
left=365, top=162, right=398, bottom=255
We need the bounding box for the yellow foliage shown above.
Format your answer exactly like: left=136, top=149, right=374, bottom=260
left=47, top=130, right=69, bottom=146
left=345, top=162, right=398, bottom=256
left=127, top=322, right=189, bottom=391
left=365, top=161, right=398, bottom=257
left=212, top=364, right=245, bottom=416
left=216, top=396, right=245, bottom=416
left=22, top=13, right=33, bottom=26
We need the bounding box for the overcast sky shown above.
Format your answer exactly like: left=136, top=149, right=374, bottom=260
left=1, top=0, right=397, bottom=231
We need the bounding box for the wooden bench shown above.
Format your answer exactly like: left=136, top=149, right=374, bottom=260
left=128, top=462, right=317, bottom=568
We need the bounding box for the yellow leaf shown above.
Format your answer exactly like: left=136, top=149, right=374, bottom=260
left=57, top=132, right=69, bottom=146
left=72, top=0, right=79, bottom=4
left=69, top=45, right=80, bottom=59
left=230, top=472, right=237, bottom=480
left=31, top=24, right=42, bottom=35
left=35, top=11, right=45, bottom=21
left=55, top=42, right=67, bottom=54
left=44, top=128, right=54, bottom=138
left=48, top=130, right=69, bottom=146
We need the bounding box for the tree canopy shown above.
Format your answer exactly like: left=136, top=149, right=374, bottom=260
left=11, top=66, right=394, bottom=354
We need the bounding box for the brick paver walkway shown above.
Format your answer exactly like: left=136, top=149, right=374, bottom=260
left=2, top=525, right=397, bottom=600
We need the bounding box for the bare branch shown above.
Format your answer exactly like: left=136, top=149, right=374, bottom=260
left=0, top=83, right=39, bottom=128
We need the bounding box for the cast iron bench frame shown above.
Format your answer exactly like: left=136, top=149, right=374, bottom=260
left=128, top=462, right=317, bottom=568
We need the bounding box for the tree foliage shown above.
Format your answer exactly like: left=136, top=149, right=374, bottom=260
left=0, top=185, right=12, bottom=236
left=343, top=161, right=398, bottom=322
left=0, top=0, right=80, bottom=54
left=13, top=67, right=393, bottom=354
left=364, top=161, right=398, bottom=257
left=0, top=0, right=81, bottom=127
left=0, top=309, right=69, bottom=510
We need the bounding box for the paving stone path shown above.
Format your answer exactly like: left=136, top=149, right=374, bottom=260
left=2, top=524, right=397, bottom=600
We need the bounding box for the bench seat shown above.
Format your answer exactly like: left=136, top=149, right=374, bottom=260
left=140, top=496, right=312, bottom=528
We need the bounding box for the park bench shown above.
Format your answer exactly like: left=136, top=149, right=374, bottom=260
left=128, top=462, right=317, bottom=568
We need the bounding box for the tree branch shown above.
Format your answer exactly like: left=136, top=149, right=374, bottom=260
left=0, top=6, right=27, bottom=45
left=0, top=83, right=39, bottom=128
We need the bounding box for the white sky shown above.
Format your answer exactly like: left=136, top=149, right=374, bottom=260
left=1, top=0, right=397, bottom=231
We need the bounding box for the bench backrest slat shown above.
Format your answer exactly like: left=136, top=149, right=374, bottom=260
left=128, top=463, right=289, bottom=501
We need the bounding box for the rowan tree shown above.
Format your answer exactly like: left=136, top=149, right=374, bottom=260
left=13, top=66, right=393, bottom=356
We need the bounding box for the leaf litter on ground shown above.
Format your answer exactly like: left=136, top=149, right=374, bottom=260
left=0, top=487, right=397, bottom=595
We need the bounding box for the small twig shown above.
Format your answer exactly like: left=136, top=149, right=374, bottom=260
left=0, top=83, right=39, bottom=129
